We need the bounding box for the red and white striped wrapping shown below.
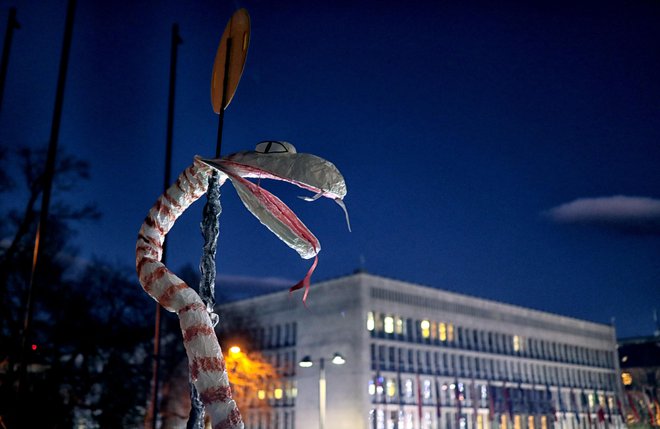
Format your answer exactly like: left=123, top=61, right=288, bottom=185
left=135, top=158, right=243, bottom=429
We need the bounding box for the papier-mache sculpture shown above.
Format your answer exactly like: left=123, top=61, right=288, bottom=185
left=136, top=142, right=348, bottom=429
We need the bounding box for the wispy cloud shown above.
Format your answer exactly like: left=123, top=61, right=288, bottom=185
left=543, top=195, right=660, bottom=234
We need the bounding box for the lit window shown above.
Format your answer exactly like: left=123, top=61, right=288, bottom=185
left=384, top=316, right=394, bottom=334
left=387, top=379, right=397, bottom=397
left=367, top=312, right=375, bottom=331
left=621, top=372, right=632, bottom=386
left=513, top=335, right=521, bottom=352
left=376, top=376, right=384, bottom=395
left=286, top=383, right=298, bottom=398
left=274, top=388, right=283, bottom=399
left=439, top=323, right=447, bottom=341
left=368, top=379, right=375, bottom=395
left=422, top=379, right=432, bottom=399
left=423, top=412, right=433, bottom=429
left=430, top=321, right=437, bottom=340
left=257, top=390, right=266, bottom=400
left=501, top=414, right=508, bottom=429
left=448, top=324, right=454, bottom=342
left=395, top=317, right=404, bottom=334
left=514, top=415, right=522, bottom=429
left=421, top=320, right=430, bottom=338
left=540, top=416, right=547, bottom=429
left=404, top=379, right=414, bottom=398
left=404, top=411, right=414, bottom=429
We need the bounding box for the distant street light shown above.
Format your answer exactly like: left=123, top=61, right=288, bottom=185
left=299, top=353, right=346, bottom=429
left=229, top=345, right=241, bottom=355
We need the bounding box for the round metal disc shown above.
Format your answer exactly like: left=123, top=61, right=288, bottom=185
left=211, top=8, right=250, bottom=113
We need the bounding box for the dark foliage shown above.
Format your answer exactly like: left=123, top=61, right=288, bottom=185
left=0, top=146, right=151, bottom=428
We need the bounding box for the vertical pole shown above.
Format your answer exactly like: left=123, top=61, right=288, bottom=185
left=0, top=7, right=20, bottom=115
left=18, top=0, right=76, bottom=393
left=148, top=23, right=181, bottom=429
left=189, top=35, right=233, bottom=429
left=319, top=357, right=326, bottom=429
left=215, top=37, right=232, bottom=157
left=197, top=36, right=232, bottom=323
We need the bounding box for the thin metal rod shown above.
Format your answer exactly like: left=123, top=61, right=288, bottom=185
left=197, top=35, right=233, bottom=318
left=215, top=37, right=232, bottom=157
left=18, top=0, right=76, bottom=393
left=189, top=33, right=234, bottom=429
left=0, top=7, right=20, bottom=115
left=149, top=23, right=181, bottom=429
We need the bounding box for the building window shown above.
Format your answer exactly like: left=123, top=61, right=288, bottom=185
left=421, top=320, right=430, bottom=338
left=384, top=316, right=395, bottom=334
left=513, top=415, right=521, bottom=429
left=404, top=411, right=414, bottom=429
left=371, top=409, right=385, bottom=429
left=448, top=324, right=455, bottom=342
left=513, top=335, right=521, bottom=352
left=404, top=378, right=414, bottom=398
left=422, top=411, right=432, bottom=429
left=396, top=316, right=404, bottom=335
left=621, top=372, right=632, bottom=386
left=439, top=323, right=447, bottom=341
left=406, top=319, right=414, bottom=341
left=476, top=414, right=484, bottom=429
left=423, top=379, right=432, bottom=399
left=386, top=378, right=397, bottom=398
left=500, top=414, right=508, bottom=429
left=367, top=312, right=375, bottom=331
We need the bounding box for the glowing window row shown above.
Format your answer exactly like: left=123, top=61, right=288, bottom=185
left=367, top=312, right=614, bottom=368
left=367, top=312, right=456, bottom=342
left=255, top=382, right=297, bottom=401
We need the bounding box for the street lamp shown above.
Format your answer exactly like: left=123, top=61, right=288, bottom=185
left=299, top=353, right=346, bottom=429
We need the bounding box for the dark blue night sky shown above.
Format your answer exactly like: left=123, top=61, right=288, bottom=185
left=1, top=0, right=659, bottom=338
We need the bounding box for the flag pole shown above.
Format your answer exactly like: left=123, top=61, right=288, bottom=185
left=148, top=23, right=182, bottom=429
left=0, top=7, right=20, bottom=115
left=17, top=0, right=76, bottom=394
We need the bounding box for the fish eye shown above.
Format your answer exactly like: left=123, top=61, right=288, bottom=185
left=255, top=141, right=297, bottom=154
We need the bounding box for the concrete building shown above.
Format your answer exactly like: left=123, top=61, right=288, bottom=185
left=218, top=272, right=623, bottom=429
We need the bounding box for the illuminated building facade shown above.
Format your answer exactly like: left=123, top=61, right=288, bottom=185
left=218, top=272, right=624, bottom=429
